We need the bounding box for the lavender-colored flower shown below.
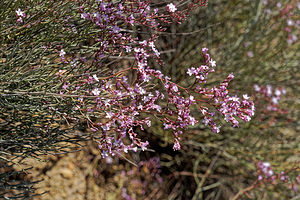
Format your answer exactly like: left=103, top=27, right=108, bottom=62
left=209, top=59, right=216, bottom=67
left=187, top=67, right=195, bottom=76
left=266, top=85, right=272, bottom=96
left=17, top=17, right=23, bottom=23
left=112, top=25, right=120, bottom=33
left=92, top=88, right=100, bottom=96
left=59, top=49, right=66, bottom=57
left=173, top=138, right=181, bottom=150
left=166, top=3, right=177, bottom=12
left=287, top=19, right=294, bottom=26
left=93, top=74, right=99, bottom=82
left=243, top=94, right=250, bottom=100
left=16, top=8, right=26, bottom=18
left=276, top=2, right=282, bottom=8
left=254, top=84, right=261, bottom=92
left=247, top=51, right=254, bottom=57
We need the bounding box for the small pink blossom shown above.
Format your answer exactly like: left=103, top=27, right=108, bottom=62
left=106, top=111, right=113, bottom=119
left=276, top=2, right=282, bottom=8
left=209, top=59, right=216, bottom=67
left=16, top=8, right=25, bottom=18
left=17, top=17, right=23, bottom=23
left=92, top=88, right=100, bottom=96
left=93, top=74, right=99, bottom=82
left=173, top=138, right=181, bottom=150
left=287, top=19, right=294, bottom=26
left=59, top=49, right=66, bottom=57
left=202, top=47, right=208, bottom=53
left=254, top=84, right=260, bottom=92
left=187, top=68, right=195, bottom=76
left=166, top=3, right=177, bottom=13
left=243, top=94, right=250, bottom=100
left=247, top=51, right=254, bottom=57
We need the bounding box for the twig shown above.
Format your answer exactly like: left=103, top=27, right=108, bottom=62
left=231, top=183, right=257, bottom=200
left=115, top=151, right=138, bottom=167
left=192, top=149, right=222, bottom=200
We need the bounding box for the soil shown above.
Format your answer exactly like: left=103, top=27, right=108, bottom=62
left=13, top=140, right=165, bottom=200
left=15, top=142, right=117, bottom=200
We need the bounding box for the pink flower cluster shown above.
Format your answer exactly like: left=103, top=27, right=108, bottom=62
left=290, top=175, right=300, bottom=192
left=69, top=48, right=254, bottom=156
left=256, top=161, right=300, bottom=192
left=192, top=48, right=255, bottom=131
left=55, top=1, right=255, bottom=157
left=16, top=8, right=26, bottom=23
left=281, top=5, right=299, bottom=45
left=257, top=161, right=290, bottom=183
left=78, top=0, right=161, bottom=59
left=254, top=84, right=286, bottom=112
left=263, top=1, right=299, bottom=45
left=257, top=162, right=274, bottom=181
left=76, top=0, right=203, bottom=60
left=166, top=3, right=177, bottom=13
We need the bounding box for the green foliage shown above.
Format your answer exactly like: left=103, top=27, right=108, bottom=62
left=0, top=1, right=96, bottom=198
left=0, top=0, right=299, bottom=199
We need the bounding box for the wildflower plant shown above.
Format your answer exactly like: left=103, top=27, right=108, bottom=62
left=0, top=0, right=254, bottom=196
left=47, top=0, right=255, bottom=156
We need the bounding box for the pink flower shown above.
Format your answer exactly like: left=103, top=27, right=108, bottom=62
left=209, top=59, right=216, bottom=67
left=247, top=51, right=254, bottom=57
left=106, top=111, right=113, bottom=119
left=59, top=49, right=66, bottom=57
left=92, top=88, right=100, bottom=96
left=16, top=8, right=25, bottom=18
left=166, top=3, right=177, bottom=13
left=173, top=138, right=181, bottom=150
left=93, top=74, right=99, bottom=82
left=243, top=94, right=250, bottom=100
left=266, top=85, right=272, bottom=96
left=62, top=83, right=69, bottom=90
left=17, top=17, right=23, bottom=23
left=187, top=68, right=195, bottom=76
left=254, top=84, right=260, bottom=92
left=172, top=85, right=178, bottom=92
left=202, top=47, right=208, bottom=53
left=276, top=2, right=282, bottom=8
left=287, top=19, right=294, bottom=26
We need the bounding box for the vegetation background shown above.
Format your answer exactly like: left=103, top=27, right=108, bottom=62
left=0, top=0, right=299, bottom=199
